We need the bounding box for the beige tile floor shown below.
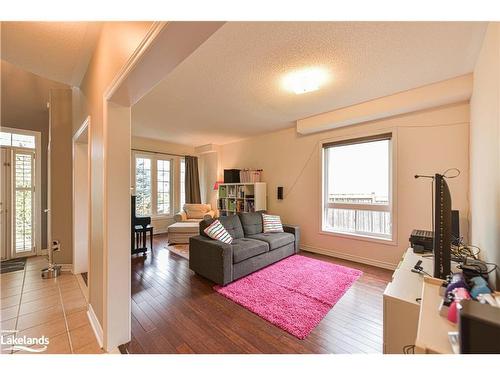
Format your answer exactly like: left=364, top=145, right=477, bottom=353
left=0, top=256, right=104, bottom=354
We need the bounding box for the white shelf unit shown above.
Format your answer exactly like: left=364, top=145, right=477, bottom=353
left=383, top=248, right=460, bottom=354
left=217, top=182, right=267, bottom=216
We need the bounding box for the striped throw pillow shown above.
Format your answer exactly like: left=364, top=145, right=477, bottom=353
left=262, top=214, right=284, bottom=233
left=204, top=220, right=233, bottom=244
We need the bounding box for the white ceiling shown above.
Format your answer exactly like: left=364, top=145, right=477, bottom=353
left=132, top=22, right=487, bottom=146
left=1, top=22, right=101, bottom=86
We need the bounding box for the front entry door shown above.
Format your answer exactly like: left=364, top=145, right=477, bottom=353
left=11, top=149, right=37, bottom=258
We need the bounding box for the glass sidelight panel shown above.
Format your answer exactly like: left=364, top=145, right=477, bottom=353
left=135, top=157, right=152, bottom=216
left=13, top=150, right=35, bottom=254
left=156, top=159, right=171, bottom=215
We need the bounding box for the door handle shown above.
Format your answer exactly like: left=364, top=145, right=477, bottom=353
left=44, top=209, right=50, bottom=213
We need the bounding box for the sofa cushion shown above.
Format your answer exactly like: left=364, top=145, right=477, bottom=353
left=231, top=238, right=269, bottom=263
left=218, top=215, right=245, bottom=239
left=184, top=204, right=211, bottom=219
left=185, top=218, right=203, bottom=222
left=247, top=232, right=295, bottom=251
left=237, top=211, right=264, bottom=235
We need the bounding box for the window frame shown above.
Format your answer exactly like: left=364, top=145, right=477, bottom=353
left=319, top=130, right=398, bottom=245
left=1, top=126, right=42, bottom=257
left=0, top=129, right=36, bottom=149
left=132, top=151, right=174, bottom=218
left=156, top=158, right=173, bottom=216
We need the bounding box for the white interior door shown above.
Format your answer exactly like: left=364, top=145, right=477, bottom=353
left=12, top=149, right=36, bottom=258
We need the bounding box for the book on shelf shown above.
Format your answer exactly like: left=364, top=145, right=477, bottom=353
left=219, top=185, right=227, bottom=198
left=236, top=200, right=245, bottom=212
left=218, top=198, right=226, bottom=211
left=217, top=182, right=265, bottom=215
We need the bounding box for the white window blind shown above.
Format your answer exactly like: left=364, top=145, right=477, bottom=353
left=13, top=151, right=35, bottom=252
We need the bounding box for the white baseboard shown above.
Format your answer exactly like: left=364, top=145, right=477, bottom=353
left=75, top=273, right=89, bottom=302
left=87, top=304, right=104, bottom=349
left=301, top=244, right=397, bottom=270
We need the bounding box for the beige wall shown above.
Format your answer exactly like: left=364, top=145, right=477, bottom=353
left=1, top=60, right=70, bottom=251
left=220, top=102, right=470, bottom=268
left=75, top=22, right=152, bottom=326
left=470, top=22, right=500, bottom=287
left=48, top=89, right=73, bottom=265
left=198, top=150, right=220, bottom=210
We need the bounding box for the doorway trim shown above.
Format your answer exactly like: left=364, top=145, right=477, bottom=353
left=0, top=126, right=42, bottom=258
left=72, top=116, right=91, bottom=277
left=100, top=22, right=166, bottom=352
left=96, top=21, right=224, bottom=352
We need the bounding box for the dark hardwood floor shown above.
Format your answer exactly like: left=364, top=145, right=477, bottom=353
left=124, top=233, right=392, bottom=354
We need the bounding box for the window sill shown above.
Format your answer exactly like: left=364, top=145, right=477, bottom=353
left=151, top=214, right=174, bottom=220
left=320, top=228, right=398, bottom=246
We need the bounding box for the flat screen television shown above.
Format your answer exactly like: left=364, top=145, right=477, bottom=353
left=433, top=173, right=452, bottom=279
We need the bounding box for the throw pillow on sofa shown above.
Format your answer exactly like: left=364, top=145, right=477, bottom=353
left=204, top=219, right=233, bottom=244
left=262, top=213, right=284, bottom=233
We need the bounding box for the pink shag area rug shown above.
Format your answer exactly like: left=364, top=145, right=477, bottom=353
left=214, top=254, right=362, bottom=339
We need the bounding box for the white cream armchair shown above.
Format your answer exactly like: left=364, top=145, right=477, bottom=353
left=174, top=204, right=216, bottom=223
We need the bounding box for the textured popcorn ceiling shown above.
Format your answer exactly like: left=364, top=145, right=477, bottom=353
left=1, top=22, right=101, bottom=86
left=132, top=22, right=487, bottom=146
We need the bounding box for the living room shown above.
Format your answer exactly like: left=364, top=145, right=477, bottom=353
left=124, top=21, right=496, bottom=354
left=1, top=1, right=500, bottom=371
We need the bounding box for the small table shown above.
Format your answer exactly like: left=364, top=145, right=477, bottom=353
left=133, top=225, right=153, bottom=255
left=167, top=222, right=199, bottom=244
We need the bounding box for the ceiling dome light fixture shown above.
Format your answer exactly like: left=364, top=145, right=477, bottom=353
left=282, top=67, right=329, bottom=95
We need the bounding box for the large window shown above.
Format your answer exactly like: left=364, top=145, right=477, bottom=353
left=0, top=131, right=35, bottom=148
left=134, top=153, right=172, bottom=217
left=322, top=133, right=392, bottom=240
left=1, top=127, right=40, bottom=258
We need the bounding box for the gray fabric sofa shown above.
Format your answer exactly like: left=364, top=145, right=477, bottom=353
left=189, top=212, right=300, bottom=285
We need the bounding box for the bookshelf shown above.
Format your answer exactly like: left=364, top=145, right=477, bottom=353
left=217, top=182, right=267, bottom=216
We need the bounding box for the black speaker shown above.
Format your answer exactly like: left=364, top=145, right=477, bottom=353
left=277, top=186, right=283, bottom=200
left=451, top=210, right=460, bottom=245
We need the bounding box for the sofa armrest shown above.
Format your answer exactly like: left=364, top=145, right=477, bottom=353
left=283, top=224, right=300, bottom=253
left=203, top=210, right=216, bottom=220
left=174, top=211, right=187, bottom=222
left=189, top=235, right=233, bottom=285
